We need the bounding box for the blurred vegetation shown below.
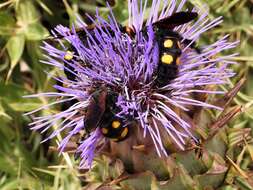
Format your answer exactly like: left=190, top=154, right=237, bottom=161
left=0, top=0, right=253, bottom=189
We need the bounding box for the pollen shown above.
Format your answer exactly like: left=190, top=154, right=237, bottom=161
left=101, top=128, right=108, bottom=134
left=64, top=51, right=73, bottom=60
left=161, top=54, right=173, bottom=64
left=163, top=39, right=173, bottom=48
left=120, top=127, right=128, bottom=138
left=112, top=120, right=121, bottom=128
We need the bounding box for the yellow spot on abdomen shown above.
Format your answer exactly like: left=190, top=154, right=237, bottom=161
left=163, top=39, right=173, bottom=48
left=161, top=54, right=173, bottom=64
left=101, top=128, right=108, bottom=134
left=64, top=51, right=73, bottom=60
left=112, top=120, right=121, bottom=129
left=120, top=127, right=128, bottom=138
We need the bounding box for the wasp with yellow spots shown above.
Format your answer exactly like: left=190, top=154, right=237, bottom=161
left=75, top=88, right=130, bottom=160
left=84, top=88, right=130, bottom=142
left=152, top=12, right=199, bottom=87
left=123, top=12, right=199, bottom=87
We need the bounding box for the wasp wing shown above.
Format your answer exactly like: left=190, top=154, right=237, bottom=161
left=84, top=89, right=107, bottom=132
left=153, top=12, right=198, bottom=29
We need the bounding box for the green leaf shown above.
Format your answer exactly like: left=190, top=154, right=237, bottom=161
left=0, top=155, right=18, bottom=175
left=15, top=0, right=49, bottom=41
left=195, top=153, right=228, bottom=189
left=204, top=130, right=227, bottom=158
left=0, top=102, right=12, bottom=121
left=6, top=35, right=25, bottom=66
left=175, top=151, right=207, bottom=176
left=121, top=171, right=156, bottom=190
left=0, top=11, right=15, bottom=36
left=0, top=179, right=19, bottom=190
left=220, top=185, right=238, bottom=190
left=234, top=177, right=253, bottom=190
left=25, top=23, right=49, bottom=41
left=158, top=165, right=199, bottom=190
left=6, top=34, right=25, bottom=80
left=8, top=101, right=42, bottom=112
left=131, top=151, right=170, bottom=180
left=0, top=82, right=42, bottom=112
left=36, top=0, right=53, bottom=15
left=0, top=56, right=9, bottom=72
left=16, top=0, right=40, bottom=24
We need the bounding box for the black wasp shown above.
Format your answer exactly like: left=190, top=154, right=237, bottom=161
left=84, top=87, right=130, bottom=142
left=126, top=12, right=199, bottom=87
left=60, top=11, right=199, bottom=144
left=151, top=12, right=198, bottom=87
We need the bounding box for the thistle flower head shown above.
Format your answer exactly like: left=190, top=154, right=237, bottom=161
left=26, top=0, right=238, bottom=169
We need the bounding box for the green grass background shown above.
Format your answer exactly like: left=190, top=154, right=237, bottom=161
left=0, top=0, right=253, bottom=189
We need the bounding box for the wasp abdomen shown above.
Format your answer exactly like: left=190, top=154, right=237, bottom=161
left=156, top=37, right=182, bottom=87
left=96, top=92, right=130, bottom=142
left=101, top=119, right=129, bottom=142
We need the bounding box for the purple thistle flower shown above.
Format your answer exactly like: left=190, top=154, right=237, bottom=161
left=25, top=0, right=238, bottom=169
